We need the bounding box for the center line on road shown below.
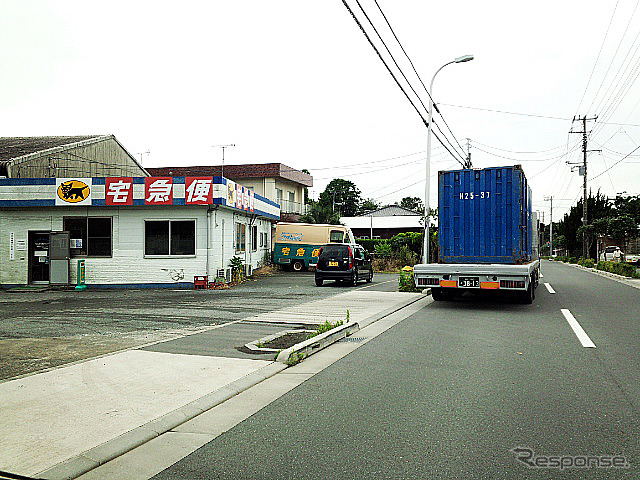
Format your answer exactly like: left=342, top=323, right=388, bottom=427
left=544, top=283, right=556, bottom=294
left=561, top=309, right=596, bottom=348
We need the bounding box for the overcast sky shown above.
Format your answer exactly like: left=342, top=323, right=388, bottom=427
left=1, top=0, right=640, bottom=219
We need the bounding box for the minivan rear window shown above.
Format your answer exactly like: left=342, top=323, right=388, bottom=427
left=321, top=245, right=349, bottom=257
left=329, top=230, right=345, bottom=243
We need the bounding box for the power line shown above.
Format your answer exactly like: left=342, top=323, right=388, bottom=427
left=574, top=0, right=621, bottom=116
left=586, top=0, right=640, bottom=116
left=590, top=144, right=640, bottom=180
left=340, top=0, right=467, bottom=167
left=371, top=0, right=467, bottom=160
left=353, top=0, right=467, bottom=164
left=472, top=140, right=571, bottom=155
left=474, top=142, right=582, bottom=162
left=439, top=102, right=640, bottom=126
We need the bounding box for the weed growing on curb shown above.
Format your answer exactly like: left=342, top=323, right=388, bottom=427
left=307, top=319, right=344, bottom=339
left=286, top=350, right=305, bottom=366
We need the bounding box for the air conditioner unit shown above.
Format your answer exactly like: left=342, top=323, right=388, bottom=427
left=216, top=269, right=225, bottom=279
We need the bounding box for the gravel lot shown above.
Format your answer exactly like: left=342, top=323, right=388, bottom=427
left=0, top=271, right=398, bottom=381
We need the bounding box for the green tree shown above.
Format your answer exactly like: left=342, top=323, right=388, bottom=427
left=609, top=214, right=638, bottom=245
left=359, top=198, right=380, bottom=214
left=399, top=196, right=424, bottom=213
left=318, top=179, right=362, bottom=217
left=613, top=195, right=640, bottom=224
left=556, top=191, right=612, bottom=258
left=299, top=200, right=341, bottom=224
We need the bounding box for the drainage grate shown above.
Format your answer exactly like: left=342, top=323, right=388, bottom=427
left=340, top=337, right=367, bottom=343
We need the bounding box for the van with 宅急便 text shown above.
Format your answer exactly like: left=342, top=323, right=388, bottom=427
left=273, top=222, right=356, bottom=271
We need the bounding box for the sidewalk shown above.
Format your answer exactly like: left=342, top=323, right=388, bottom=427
left=0, top=289, right=422, bottom=479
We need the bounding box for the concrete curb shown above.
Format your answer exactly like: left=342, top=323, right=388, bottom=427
left=275, top=293, right=424, bottom=364
left=550, top=260, right=640, bottom=290
left=37, top=362, right=286, bottom=480
left=38, top=293, right=426, bottom=479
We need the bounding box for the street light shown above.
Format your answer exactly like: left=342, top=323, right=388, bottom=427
left=422, top=54, right=474, bottom=264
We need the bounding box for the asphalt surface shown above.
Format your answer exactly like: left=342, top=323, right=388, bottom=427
left=150, top=261, right=638, bottom=479
left=0, top=272, right=399, bottom=380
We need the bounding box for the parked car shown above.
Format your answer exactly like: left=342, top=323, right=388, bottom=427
left=315, top=243, right=373, bottom=286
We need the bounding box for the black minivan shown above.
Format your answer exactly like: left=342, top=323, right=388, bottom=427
left=315, top=243, right=373, bottom=286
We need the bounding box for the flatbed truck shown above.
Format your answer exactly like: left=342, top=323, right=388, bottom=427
left=414, top=165, right=540, bottom=304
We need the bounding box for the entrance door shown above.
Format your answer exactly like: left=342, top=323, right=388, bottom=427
left=29, top=232, right=50, bottom=284
left=49, top=232, right=70, bottom=285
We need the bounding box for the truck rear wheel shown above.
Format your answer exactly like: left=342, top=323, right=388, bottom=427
left=520, top=281, right=535, bottom=304
left=431, top=288, right=445, bottom=301
left=292, top=260, right=305, bottom=272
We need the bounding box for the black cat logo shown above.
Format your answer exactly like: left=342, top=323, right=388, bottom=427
left=57, top=180, right=90, bottom=203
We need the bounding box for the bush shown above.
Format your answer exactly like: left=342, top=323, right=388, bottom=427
left=357, top=238, right=386, bottom=253
left=374, top=241, right=392, bottom=256
left=581, top=258, right=595, bottom=268
left=596, top=260, right=640, bottom=278
left=395, top=245, right=417, bottom=266
left=398, top=271, right=419, bottom=292
left=390, top=232, right=423, bottom=257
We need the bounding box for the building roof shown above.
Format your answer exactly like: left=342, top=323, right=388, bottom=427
left=340, top=215, right=423, bottom=229
left=0, top=136, right=105, bottom=162
left=358, top=205, right=422, bottom=217
left=146, top=163, right=313, bottom=187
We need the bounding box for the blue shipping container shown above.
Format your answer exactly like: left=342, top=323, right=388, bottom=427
left=438, top=165, right=533, bottom=264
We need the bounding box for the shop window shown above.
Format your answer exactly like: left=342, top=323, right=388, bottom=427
left=63, top=217, right=112, bottom=257
left=251, top=225, right=258, bottom=251
left=235, top=223, right=246, bottom=252
left=145, top=220, right=195, bottom=256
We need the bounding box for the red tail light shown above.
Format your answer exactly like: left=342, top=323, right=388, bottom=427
left=347, top=246, right=354, bottom=269
left=318, top=247, right=323, bottom=256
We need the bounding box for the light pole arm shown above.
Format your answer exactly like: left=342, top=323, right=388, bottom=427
left=422, top=55, right=473, bottom=264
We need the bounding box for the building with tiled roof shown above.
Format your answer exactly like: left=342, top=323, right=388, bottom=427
left=147, top=163, right=312, bottom=219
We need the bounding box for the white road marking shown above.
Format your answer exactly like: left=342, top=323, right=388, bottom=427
left=561, top=309, right=596, bottom=348
left=540, top=273, right=544, bottom=278
left=544, top=283, right=556, bottom=294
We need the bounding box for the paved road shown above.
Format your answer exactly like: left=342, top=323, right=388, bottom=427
left=151, top=261, right=638, bottom=479
left=0, top=272, right=399, bottom=380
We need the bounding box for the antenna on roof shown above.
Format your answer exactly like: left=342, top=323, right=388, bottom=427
left=137, top=151, right=150, bottom=164
left=212, top=144, right=236, bottom=178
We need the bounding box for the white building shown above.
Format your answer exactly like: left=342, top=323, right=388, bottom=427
left=340, top=206, right=423, bottom=239
left=1, top=178, right=279, bottom=289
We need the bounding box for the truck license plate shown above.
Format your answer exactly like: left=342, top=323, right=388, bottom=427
left=459, top=277, right=479, bottom=287
left=329, top=261, right=339, bottom=267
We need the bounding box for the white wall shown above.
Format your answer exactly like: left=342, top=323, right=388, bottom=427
left=0, top=206, right=273, bottom=287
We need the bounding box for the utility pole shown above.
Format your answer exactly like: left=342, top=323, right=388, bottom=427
left=569, top=115, right=598, bottom=258
left=544, top=196, right=553, bottom=256
left=465, top=138, right=472, bottom=168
